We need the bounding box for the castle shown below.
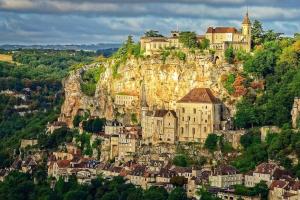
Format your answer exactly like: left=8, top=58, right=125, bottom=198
left=140, top=12, right=251, bottom=56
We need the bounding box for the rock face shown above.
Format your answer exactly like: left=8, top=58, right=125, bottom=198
left=59, top=53, right=240, bottom=127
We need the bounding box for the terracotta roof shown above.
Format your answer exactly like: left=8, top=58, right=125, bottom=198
left=254, top=162, right=278, bottom=174
left=270, top=180, right=288, bottom=190
left=57, top=160, right=70, bottom=168
left=177, top=88, right=219, bottom=103
left=242, top=12, right=251, bottom=24
left=154, top=109, right=177, bottom=118
left=206, top=27, right=238, bottom=34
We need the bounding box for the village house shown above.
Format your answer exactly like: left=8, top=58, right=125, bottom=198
left=104, top=119, right=123, bottom=135
left=176, top=88, right=222, bottom=143
left=269, top=179, right=300, bottom=200
left=291, top=97, right=300, bottom=129
left=20, top=139, right=38, bottom=149
left=46, top=121, right=67, bottom=134
left=244, top=162, right=292, bottom=187
left=142, top=109, right=178, bottom=145
left=126, top=165, right=157, bottom=189
left=209, top=165, right=242, bottom=188
left=115, top=92, right=138, bottom=108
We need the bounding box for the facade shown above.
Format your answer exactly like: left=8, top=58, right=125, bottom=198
left=115, top=92, right=138, bottom=107
left=217, top=190, right=261, bottom=200
left=142, top=109, right=178, bottom=145
left=176, top=88, right=221, bottom=143
left=209, top=165, right=243, bottom=188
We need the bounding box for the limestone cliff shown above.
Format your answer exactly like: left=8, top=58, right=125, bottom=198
left=59, top=53, right=241, bottom=127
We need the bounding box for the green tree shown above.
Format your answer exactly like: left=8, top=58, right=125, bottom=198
left=204, top=134, right=219, bottom=152
left=179, top=31, right=198, bottom=48
left=168, top=187, right=188, bottom=200
left=251, top=20, right=264, bottom=47
left=172, top=154, right=188, bottom=167
left=144, top=186, right=168, bottom=200
left=144, top=30, right=164, bottom=37
left=170, top=176, right=187, bottom=187
left=224, top=46, right=235, bottom=64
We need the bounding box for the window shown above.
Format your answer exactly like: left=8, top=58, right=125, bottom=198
left=181, top=127, right=184, bottom=134
left=193, top=118, right=196, bottom=122
left=193, top=108, right=196, bottom=114
left=204, top=127, right=207, bottom=132
left=192, top=128, right=195, bottom=134
left=182, top=108, right=185, bottom=113
left=182, top=117, right=184, bottom=121
left=188, top=116, right=190, bottom=121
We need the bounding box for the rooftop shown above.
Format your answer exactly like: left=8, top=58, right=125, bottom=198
left=177, top=88, right=219, bottom=104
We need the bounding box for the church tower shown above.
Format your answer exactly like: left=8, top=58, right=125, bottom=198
left=242, top=11, right=251, bottom=52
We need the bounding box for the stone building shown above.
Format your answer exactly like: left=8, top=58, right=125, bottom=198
left=140, top=12, right=251, bottom=56
left=205, top=12, right=251, bottom=54
left=104, top=120, right=123, bottom=135
left=209, top=165, right=243, bottom=188
left=176, top=88, right=221, bottom=143
left=140, top=31, right=184, bottom=56
left=245, top=162, right=292, bottom=187
left=115, top=92, right=138, bottom=108
left=291, top=97, right=300, bottom=129
left=269, top=180, right=300, bottom=200
left=142, top=109, right=178, bottom=145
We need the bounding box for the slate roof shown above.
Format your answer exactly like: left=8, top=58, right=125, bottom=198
left=177, top=88, right=219, bottom=103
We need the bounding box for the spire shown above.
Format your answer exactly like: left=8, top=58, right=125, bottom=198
left=141, top=81, right=148, bottom=108
left=242, top=9, right=251, bottom=24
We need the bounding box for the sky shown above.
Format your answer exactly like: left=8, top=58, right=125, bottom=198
left=0, top=0, right=299, bottom=45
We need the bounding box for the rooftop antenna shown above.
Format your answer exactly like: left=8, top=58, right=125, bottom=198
left=176, top=23, right=179, bottom=32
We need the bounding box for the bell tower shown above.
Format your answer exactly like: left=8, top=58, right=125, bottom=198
left=242, top=11, right=251, bottom=51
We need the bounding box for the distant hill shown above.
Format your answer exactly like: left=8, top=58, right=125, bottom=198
left=0, top=43, right=121, bottom=51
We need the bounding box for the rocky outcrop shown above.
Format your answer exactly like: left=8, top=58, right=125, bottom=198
left=59, top=53, right=240, bottom=127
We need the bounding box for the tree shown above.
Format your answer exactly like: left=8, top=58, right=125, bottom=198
left=144, top=186, right=168, bottom=200
left=225, top=46, right=235, bottom=64
left=204, top=134, right=219, bottom=152
left=170, top=176, right=187, bottom=187
left=251, top=20, right=264, bottom=47
left=200, top=38, right=210, bottom=50
left=168, top=187, right=188, bottom=200
left=144, top=30, right=163, bottom=37
left=179, top=31, right=198, bottom=48
left=172, top=154, right=188, bottom=167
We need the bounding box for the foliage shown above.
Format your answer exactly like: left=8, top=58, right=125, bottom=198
left=170, top=176, right=187, bottom=187
left=144, top=186, right=168, bottom=200
left=224, top=46, right=235, bottom=64
left=204, top=134, right=219, bottom=152
left=172, top=154, right=188, bottom=167
left=82, top=117, right=106, bottom=133
left=131, top=113, right=138, bottom=124
left=168, top=187, right=188, bottom=200
left=175, top=51, right=186, bottom=61
left=196, top=187, right=221, bottom=200
left=81, top=66, right=105, bottom=96
left=144, top=30, right=164, bottom=37
left=179, top=31, right=198, bottom=49
left=223, top=73, right=236, bottom=94
left=234, top=181, right=269, bottom=200
left=161, top=50, right=171, bottom=63
left=199, top=38, right=210, bottom=50
left=235, top=37, right=300, bottom=128
left=38, top=127, right=76, bottom=150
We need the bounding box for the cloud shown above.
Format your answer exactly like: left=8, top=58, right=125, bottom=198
left=0, top=0, right=299, bottom=44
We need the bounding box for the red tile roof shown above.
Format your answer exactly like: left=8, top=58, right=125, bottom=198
left=206, top=27, right=238, bottom=34
left=57, top=160, right=70, bottom=168
left=177, top=88, right=219, bottom=103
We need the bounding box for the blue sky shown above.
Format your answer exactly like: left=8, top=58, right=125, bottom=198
left=0, top=0, right=299, bottom=44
